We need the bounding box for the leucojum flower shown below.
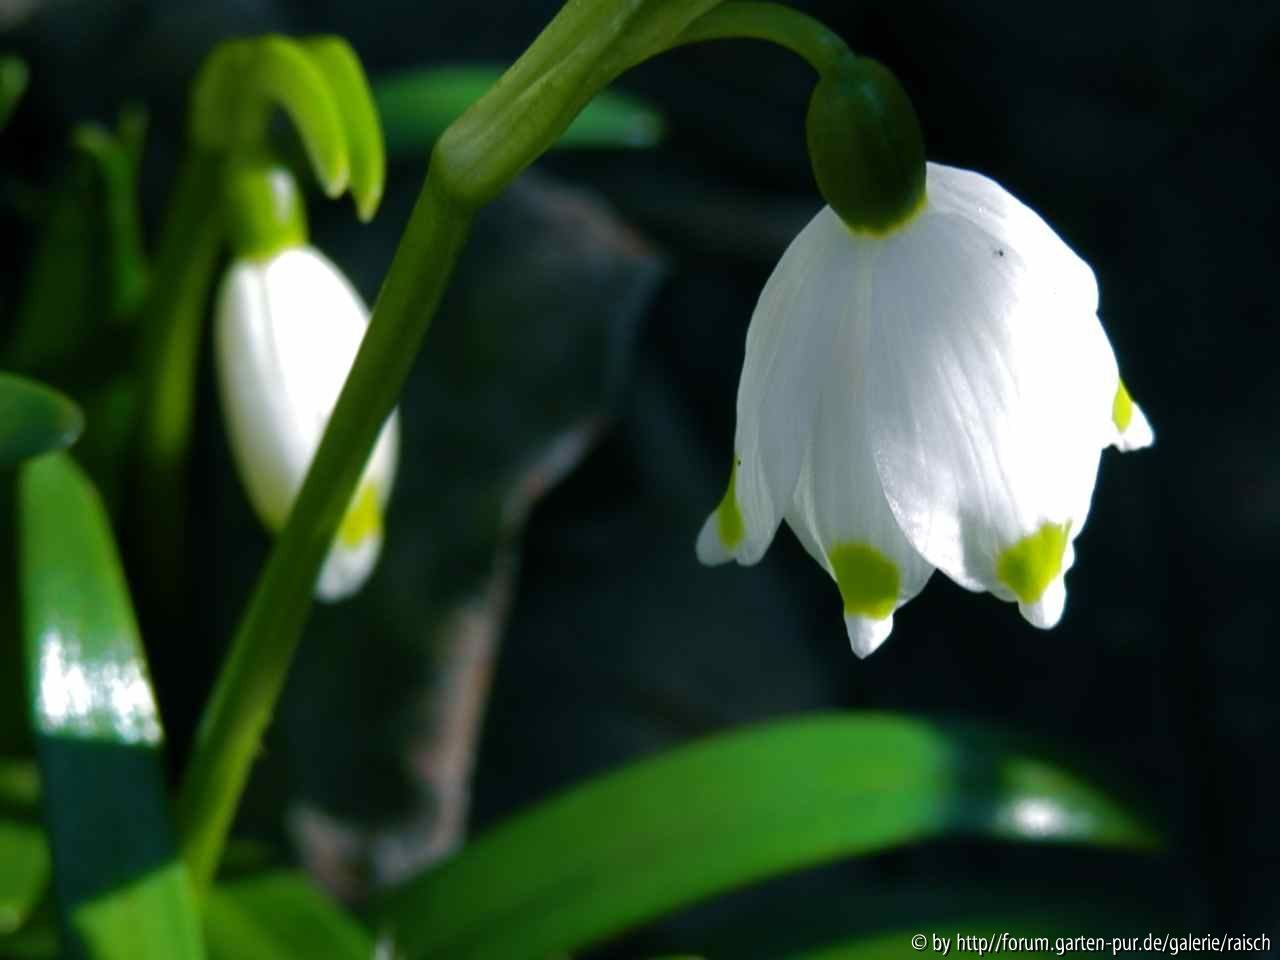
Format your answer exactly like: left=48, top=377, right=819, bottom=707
left=214, top=163, right=399, bottom=600
left=697, top=57, right=1153, bottom=657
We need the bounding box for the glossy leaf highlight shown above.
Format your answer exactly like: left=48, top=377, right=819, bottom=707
left=19, top=453, right=204, bottom=960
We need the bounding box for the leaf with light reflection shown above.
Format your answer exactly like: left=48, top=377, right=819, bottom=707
left=18, top=452, right=204, bottom=960
left=375, top=713, right=1160, bottom=960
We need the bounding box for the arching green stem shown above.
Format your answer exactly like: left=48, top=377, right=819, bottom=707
left=175, top=176, right=471, bottom=888
left=672, top=2, right=852, bottom=75
left=176, top=0, right=882, bottom=893
left=174, top=0, right=726, bottom=893
left=191, top=36, right=349, bottom=197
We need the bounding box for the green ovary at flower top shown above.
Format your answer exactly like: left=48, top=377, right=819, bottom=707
left=215, top=163, right=400, bottom=601
left=698, top=58, right=1154, bottom=658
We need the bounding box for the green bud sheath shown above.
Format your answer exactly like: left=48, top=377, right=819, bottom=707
left=224, top=162, right=308, bottom=260
left=806, top=56, right=926, bottom=234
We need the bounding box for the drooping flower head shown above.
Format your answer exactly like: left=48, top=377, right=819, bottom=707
left=697, top=57, right=1153, bottom=657
left=215, top=163, right=399, bottom=601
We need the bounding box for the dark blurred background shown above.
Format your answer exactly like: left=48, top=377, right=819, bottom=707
left=3, top=0, right=1278, bottom=954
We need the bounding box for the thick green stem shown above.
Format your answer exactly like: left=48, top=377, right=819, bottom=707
left=174, top=0, right=723, bottom=893
left=431, top=0, right=723, bottom=206
left=176, top=0, right=862, bottom=894
left=176, top=170, right=473, bottom=890
left=133, top=148, right=224, bottom=611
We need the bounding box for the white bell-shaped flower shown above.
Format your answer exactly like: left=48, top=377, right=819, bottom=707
left=698, top=162, right=1153, bottom=657
left=215, top=244, right=400, bottom=601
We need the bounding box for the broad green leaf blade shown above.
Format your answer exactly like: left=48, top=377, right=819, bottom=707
left=18, top=453, right=204, bottom=960
left=375, top=65, right=663, bottom=156
left=204, top=871, right=374, bottom=960
left=302, top=37, right=385, bottom=221
left=375, top=713, right=1159, bottom=960
left=0, top=760, right=50, bottom=935
left=0, top=374, right=84, bottom=465
left=0, top=56, right=27, bottom=131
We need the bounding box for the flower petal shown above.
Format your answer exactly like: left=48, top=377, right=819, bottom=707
left=317, top=481, right=383, bottom=600
left=1110, top=380, right=1155, bottom=451
left=925, top=164, right=1099, bottom=318
left=784, top=246, right=934, bottom=657
left=865, top=172, right=1115, bottom=625
left=695, top=461, right=746, bottom=565
left=259, top=248, right=373, bottom=449
left=699, top=206, right=853, bottom=565
left=215, top=246, right=399, bottom=601
left=216, top=256, right=315, bottom=527
left=316, top=410, right=401, bottom=600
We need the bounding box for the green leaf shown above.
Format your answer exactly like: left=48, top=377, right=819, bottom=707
left=204, top=872, right=374, bottom=960
left=0, top=56, right=27, bottom=131
left=0, top=374, right=84, bottom=465
left=247, top=37, right=350, bottom=197
left=0, top=760, right=50, bottom=936
left=71, top=122, right=149, bottom=320
left=374, top=713, right=1159, bottom=959
left=374, top=65, right=663, bottom=156
left=7, top=116, right=149, bottom=373
left=301, top=37, right=385, bottom=222
left=2, top=116, right=147, bottom=513
left=192, top=38, right=349, bottom=197
left=18, top=453, right=205, bottom=960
